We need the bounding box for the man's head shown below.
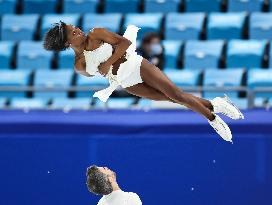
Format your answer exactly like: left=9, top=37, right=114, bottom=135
left=43, top=21, right=86, bottom=52
left=86, top=165, right=117, bottom=195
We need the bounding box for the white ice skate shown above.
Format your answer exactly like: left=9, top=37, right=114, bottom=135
left=208, top=114, right=233, bottom=143
left=210, top=94, right=244, bottom=120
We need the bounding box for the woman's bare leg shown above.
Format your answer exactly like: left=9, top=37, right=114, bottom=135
left=138, top=59, right=215, bottom=121
left=125, top=82, right=174, bottom=102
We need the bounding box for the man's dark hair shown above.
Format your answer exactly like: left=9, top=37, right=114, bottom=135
left=43, top=21, right=69, bottom=52
left=86, top=165, right=113, bottom=195
left=141, top=32, right=161, bottom=45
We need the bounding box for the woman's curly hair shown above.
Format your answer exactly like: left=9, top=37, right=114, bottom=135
left=43, top=21, right=69, bottom=52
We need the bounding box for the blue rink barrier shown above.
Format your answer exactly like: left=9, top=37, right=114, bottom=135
left=0, top=109, right=271, bottom=205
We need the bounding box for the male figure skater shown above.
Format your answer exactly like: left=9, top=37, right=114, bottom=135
left=86, top=165, right=142, bottom=205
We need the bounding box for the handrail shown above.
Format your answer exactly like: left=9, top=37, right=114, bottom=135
left=0, top=85, right=272, bottom=109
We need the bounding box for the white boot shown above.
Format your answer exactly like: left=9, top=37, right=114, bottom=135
left=210, top=94, right=244, bottom=120
left=208, top=114, right=233, bottom=143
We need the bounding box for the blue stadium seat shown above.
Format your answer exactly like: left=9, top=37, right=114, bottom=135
left=203, top=69, right=244, bottom=98
left=185, top=0, right=221, bottom=12
left=137, top=98, right=152, bottom=109
left=0, top=70, right=31, bottom=98
left=82, top=14, right=122, bottom=33
left=104, top=0, right=139, bottom=13
left=248, top=69, right=272, bottom=98
left=227, top=40, right=266, bottom=69
left=63, top=0, right=99, bottom=13
left=23, top=0, right=56, bottom=14
left=207, top=12, right=246, bottom=40
left=228, top=98, right=248, bottom=109
left=10, top=98, right=48, bottom=109
left=1, top=14, right=39, bottom=41
left=93, top=98, right=107, bottom=108
left=184, top=40, right=224, bottom=69
left=51, top=97, right=91, bottom=109
left=107, top=98, right=135, bottom=109
left=17, top=41, right=54, bottom=69
left=34, top=70, right=73, bottom=99
left=228, top=0, right=263, bottom=12
left=0, top=98, right=7, bottom=109
left=124, top=13, right=163, bottom=39
left=0, top=41, right=15, bottom=69
left=164, top=70, right=200, bottom=87
left=41, top=14, right=80, bottom=38
left=0, top=0, right=17, bottom=14
left=144, top=0, right=180, bottom=13
left=269, top=42, right=272, bottom=67
left=254, top=97, right=268, bottom=107
left=162, top=40, right=183, bottom=68
left=165, top=13, right=205, bottom=40
left=58, top=49, right=74, bottom=69
left=250, top=13, right=272, bottom=40
left=76, top=74, right=109, bottom=97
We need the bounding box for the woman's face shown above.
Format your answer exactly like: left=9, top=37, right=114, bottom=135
left=65, top=24, right=87, bottom=48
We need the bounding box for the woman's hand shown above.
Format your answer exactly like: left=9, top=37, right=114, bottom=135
left=98, top=62, right=111, bottom=76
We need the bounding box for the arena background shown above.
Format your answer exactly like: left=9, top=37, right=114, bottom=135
left=0, top=0, right=272, bottom=205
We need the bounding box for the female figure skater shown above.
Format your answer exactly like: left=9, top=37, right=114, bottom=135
left=43, top=22, right=244, bottom=142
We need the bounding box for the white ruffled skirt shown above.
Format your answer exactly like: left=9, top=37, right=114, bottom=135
left=93, top=25, right=143, bottom=102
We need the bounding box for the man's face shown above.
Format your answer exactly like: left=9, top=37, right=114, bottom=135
left=98, top=166, right=116, bottom=181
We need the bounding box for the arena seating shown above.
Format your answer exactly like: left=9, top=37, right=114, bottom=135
left=63, top=0, right=99, bottom=14
left=165, top=13, right=205, bottom=40
left=76, top=74, right=108, bottom=97
left=162, top=40, right=183, bottom=68
left=1, top=14, right=39, bottom=40
left=248, top=69, right=272, bottom=98
left=23, top=0, right=56, bottom=14
left=226, top=40, right=267, bottom=69
left=0, top=0, right=16, bottom=14
left=82, top=13, right=122, bottom=33
left=144, top=0, right=180, bottom=13
left=185, top=0, right=221, bottom=12
left=33, top=70, right=73, bottom=99
left=250, top=13, right=272, bottom=39
left=106, top=97, right=136, bottom=108
left=184, top=40, right=224, bottom=69
left=0, top=98, right=7, bottom=108
left=0, top=0, right=272, bottom=109
left=58, top=48, right=74, bottom=69
left=269, top=43, right=272, bottom=67
left=41, top=14, right=81, bottom=37
left=10, top=97, right=48, bottom=109
left=124, top=13, right=163, bottom=39
left=17, top=41, right=53, bottom=69
left=207, top=12, right=247, bottom=40
left=203, top=69, right=244, bottom=98
left=104, top=0, right=139, bottom=13
left=0, top=41, right=15, bottom=69
left=0, top=70, right=31, bottom=98
left=51, top=97, right=91, bottom=109
left=164, top=70, right=200, bottom=87
left=228, top=0, right=263, bottom=12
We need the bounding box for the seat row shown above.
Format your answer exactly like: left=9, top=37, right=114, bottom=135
left=2, top=40, right=272, bottom=70
left=0, top=0, right=270, bottom=14
left=0, top=69, right=271, bottom=100
left=0, top=93, right=270, bottom=110
left=2, top=12, right=272, bottom=41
